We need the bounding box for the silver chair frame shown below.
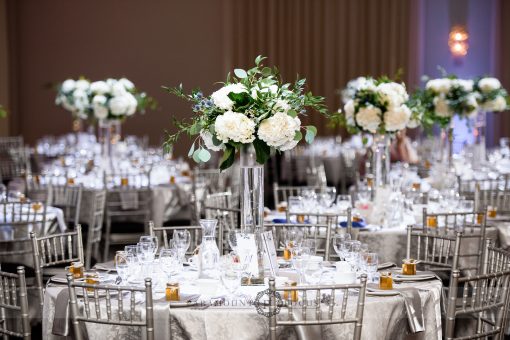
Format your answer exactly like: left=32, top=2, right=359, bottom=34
left=0, top=266, right=30, bottom=340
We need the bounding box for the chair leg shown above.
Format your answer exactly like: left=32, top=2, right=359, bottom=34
left=103, top=216, right=111, bottom=262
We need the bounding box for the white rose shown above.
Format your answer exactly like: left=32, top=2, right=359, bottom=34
left=72, top=89, right=89, bottom=112
left=200, top=130, right=223, bottom=151
left=61, top=79, right=76, bottom=93
left=109, top=96, right=130, bottom=116
left=92, top=95, right=107, bottom=106
left=93, top=105, right=108, bottom=120
left=75, top=79, right=90, bottom=91
left=384, top=105, right=411, bottom=132
left=273, top=99, right=290, bottom=113
left=106, top=78, right=117, bottom=87
left=211, top=83, right=248, bottom=111
left=90, top=81, right=110, bottom=95
left=125, top=93, right=138, bottom=116
left=426, top=78, right=452, bottom=94
left=119, top=78, right=135, bottom=91
left=112, top=82, right=128, bottom=97
left=344, top=99, right=356, bottom=126
left=214, top=110, right=255, bottom=144
left=355, top=105, right=382, bottom=133
left=483, top=96, right=507, bottom=112
left=377, top=82, right=408, bottom=108
left=355, top=77, right=376, bottom=91
left=258, top=111, right=301, bottom=150
left=433, top=95, right=453, bottom=117
left=452, top=79, right=474, bottom=92
left=478, top=77, right=501, bottom=93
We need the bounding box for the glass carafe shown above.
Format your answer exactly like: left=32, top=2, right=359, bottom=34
left=198, top=219, right=220, bottom=279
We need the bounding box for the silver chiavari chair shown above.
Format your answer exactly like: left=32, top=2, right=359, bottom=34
left=475, top=187, right=510, bottom=218
left=272, top=184, right=323, bottom=209
left=103, top=169, right=152, bottom=260
left=30, top=225, right=84, bottom=310
left=445, top=267, right=510, bottom=340
left=268, top=275, right=367, bottom=340
left=48, top=184, right=83, bottom=229
left=458, top=175, right=510, bottom=200
left=0, top=266, right=31, bottom=340
left=149, top=222, right=202, bottom=255
left=286, top=209, right=353, bottom=260
left=85, top=190, right=106, bottom=269
left=0, top=136, right=23, bottom=155
left=66, top=274, right=154, bottom=340
left=263, top=222, right=328, bottom=256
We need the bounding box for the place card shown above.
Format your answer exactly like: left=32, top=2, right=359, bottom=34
left=236, top=233, right=260, bottom=276
left=261, top=231, right=278, bottom=277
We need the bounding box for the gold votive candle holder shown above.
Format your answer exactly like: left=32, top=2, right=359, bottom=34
left=120, top=177, right=129, bottom=187
left=166, top=282, right=180, bottom=301
left=402, top=259, right=417, bottom=275
left=283, top=281, right=298, bottom=302
left=476, top=213, right=485, bottom=225
left=379, top=272, right=393, bottom=290
left=84, top=272, right=99, bottom=292
left=427, top=216, right=438, bottom=228
left=488, top=206, right=498, bottom=218
left=70, top=262, right=84, bottom=279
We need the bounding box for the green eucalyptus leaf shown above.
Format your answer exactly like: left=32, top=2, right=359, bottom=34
left=294, top=131, right=303, bottom=141
left=305, top=126, right=317, bottom=144
left=234, top=69, right=248, bottom=78
left=212, top=134, right=222, bottom=146
left=187, top=142, right=195, bottom=157
left=261, top=67, right=272, bottom=77
left=306, top=125, right=317, bottom=135
left=199, top=148, right=211, bottom=162
left=220, top=145, right=236, bottom=171
left=253, top=139, right=271, bottom=164
left=192, top=149, right=202, bottom=163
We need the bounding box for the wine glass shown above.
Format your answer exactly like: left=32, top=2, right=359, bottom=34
left=140, top=235, right=158, bottom=255
left=304, top=259, right=323, bottom=284
left=291, top=246, right=311, bottom=284
left=284, top=229, right=303, bottom=249
left=288, top=196, right=303, bottom=213
left=361, top=252, right=379, bottom=282
left=159, top=248, right=179, bottom=281
left=173, top=230, right=191, bottom=261
left=320, top=187, right=337, bottom=208
left=344, top=240, right=361, bottom=271
left=332, top=233, right=351, bottom=260
left=336, top=195, right=352, bottom=211
left=115, top=251, right=129, bottom=283
left=302, top=239, right=317, bottom=256
left=220, top=257, right=242, bottom=298
left=228, top=230, right=240, bottom=253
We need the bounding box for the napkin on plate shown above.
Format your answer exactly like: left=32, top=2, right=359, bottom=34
left=393, top=273, right=436, bottom=282
left=377, top=262, right=397, bottom=271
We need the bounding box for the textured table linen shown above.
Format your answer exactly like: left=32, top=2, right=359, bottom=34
left=42, top=278, right=442, bottom=340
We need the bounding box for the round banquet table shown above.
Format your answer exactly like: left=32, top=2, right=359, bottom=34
left=42, top=267, right=442, bottom=340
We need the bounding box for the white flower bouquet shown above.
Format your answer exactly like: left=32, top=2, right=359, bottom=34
left=56, top=78, right=154, bottom=121
left=473, top=77, right=509, bottom=112
left=164, top=56, right=329, bottom=170
left=341, top=77, right=414, bottom=135
left=412, top=76, right=479, bottom=128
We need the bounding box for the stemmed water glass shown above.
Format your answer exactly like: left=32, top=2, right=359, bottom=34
left=173, top=230, right=191, bottom=262
left=303, top=259, right=323, bottom=284
left=140, top=235, right=158, bottom=255
left=159, top=248, right=180, bottom=281
left=361, top=252, right=379, bottom=282
left=137, top=241, right=155, bottom=278
left=291, top=246, right=311, bottom=284
left=220, top=255, right=243, bottom=298
left=336, top=195, right=352, bottom=211
left=332, top=233, right=351, bottom=260
left=115, top=251, right=129, bottom=283
left=343, top=240, right=361, bottom=271
left=283, top=229, right=303, bottom=251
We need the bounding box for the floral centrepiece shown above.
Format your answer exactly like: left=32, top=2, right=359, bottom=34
left=474, top=77, right=509, bottom=112
left=55, top=77, right=154, bottom=122
left=164, top=56, right=328, bottom=170
left=412, top=76, right=479, bottom=128
left=341, top=77, right=414, bottom=135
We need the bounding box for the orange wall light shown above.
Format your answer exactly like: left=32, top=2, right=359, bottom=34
left=449, top=25, right=469, bottom=57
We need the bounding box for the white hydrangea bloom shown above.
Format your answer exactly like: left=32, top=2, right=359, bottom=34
left=109, top=96, right=130, bottom=116
left=433, top=95, right=453, bottom=117
left=90, top=81, right=110, bottom=95
left=483, top=95, right=507, bottom=112
left=343, top=99, right=356, bottom=126
left=93, top=95, right=108, bottom=119
left=112, top=82, right=128, bottom=97
left=200, top=130, right=223, bottom=151
left=426, top=78, right=452, bottom=94
left=74, top=79, right=90, bottom=91
left=211, top=83, right=248, bottom=111
left=452, top=79, right=474, bottom=92
left=384, top=104, right=411, bottom=132
left=355, top=105, right=382, bottom=133
left=119, top=78, right=135, bottom=91
left=258, top=111, right=301, bottom=150
left=251, top=84, right=278, bottom=100
left=377, top=82, right=408, bottom=108
left=61, top=79, right=76, bottom=93
left=215, top=110, right=255, bottom=144
left=72, top=89, right=89, bottom=112
left=125, top=93, right=138, bottom=116
left=478, top=77, right=501, bottom=93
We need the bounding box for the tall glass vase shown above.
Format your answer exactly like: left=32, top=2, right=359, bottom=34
left=472, top=111, right=486, bottom=169
left=98, top=120, right=122, bottom=170
left=371, top=134, right=391, bottom=187
left=240, top=145, right=265, bottom=284
left=439, top=122, right=454, bottom=168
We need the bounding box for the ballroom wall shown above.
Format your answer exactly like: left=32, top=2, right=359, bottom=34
left=1, top=0, right=509, bottom=158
